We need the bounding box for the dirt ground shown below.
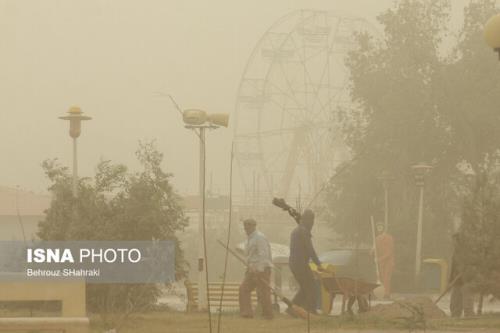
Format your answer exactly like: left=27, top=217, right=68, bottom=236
left=360, top=296, right=447, bottom=320
left=91, top=311, right=500, bottom=333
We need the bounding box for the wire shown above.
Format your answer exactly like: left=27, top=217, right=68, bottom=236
left=162, top=93, right=202, bottom=139
left=167, top=94, right=185, bottom=119
left=166, top=94, right=210, bottom=328
left=15, top=186, right=27, bottom=245
left=217, top=142, right=234, bottom=333
left=307, top=309, right=310, bottom=333
left=305, top=145, right=367, bottom=209
left=305, top=123, right=379, bottom=210
left=15, top=186, right=31, bottom=317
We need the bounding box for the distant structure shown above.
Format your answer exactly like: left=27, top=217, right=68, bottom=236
left=0, top=186, right=50, bottom=241
left=233, top=10, right=378, bottom=218
left=181, top=194, right=230, bottom=231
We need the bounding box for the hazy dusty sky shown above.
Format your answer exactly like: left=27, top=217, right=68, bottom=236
left=0, top=0, right=471, bottom=196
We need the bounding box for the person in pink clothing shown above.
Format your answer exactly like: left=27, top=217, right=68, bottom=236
left=374, top=223, right=395, bottom=299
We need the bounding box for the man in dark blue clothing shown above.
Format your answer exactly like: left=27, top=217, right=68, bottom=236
left=289, top=209, right=324, bottom=314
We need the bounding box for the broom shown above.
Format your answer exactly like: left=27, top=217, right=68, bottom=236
left=370, top=216, right=386, bottom=299
left=216, top=239, right=309, bottom=319
left=433, top=273, right=462, bottom=305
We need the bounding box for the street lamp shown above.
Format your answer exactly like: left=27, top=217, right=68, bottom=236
left=182, top=109, right=229, bottom=311
left=484, top=14, right=500, bottom=60
left=59, top=106, right=92, bottom=197
left=411, top=162, right=432, bottom=285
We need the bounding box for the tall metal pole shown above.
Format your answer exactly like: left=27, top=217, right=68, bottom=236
left=383, top=183, right=389, bottom=230
left=198, top=127, right=207, bottom=310
left=72, top=137, right=78, bottom=198
left=415, top=184, right=425, bottom=283
left=412, top=163, right=431, bottom=287
left=378, top=173, right=393, bottom=231
left=177, top=107, right=228, bottom=319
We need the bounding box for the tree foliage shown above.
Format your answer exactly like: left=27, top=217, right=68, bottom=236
left=39, top=141, right=188, bottom=327
left=457, top=161, right=500, bottom=299
left=325, top=0, right=500, bottom=279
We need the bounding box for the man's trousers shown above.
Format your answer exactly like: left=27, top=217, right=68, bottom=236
left=239, top=267, right=273, bottom=319
left=450, top=282, right=474, bottom=317
left=290, top=265, right=317, bottom=313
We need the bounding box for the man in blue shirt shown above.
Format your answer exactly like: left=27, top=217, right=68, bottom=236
left=239, top=218, right=274, bottom=319
left=289, top=209, right=324, bottom=314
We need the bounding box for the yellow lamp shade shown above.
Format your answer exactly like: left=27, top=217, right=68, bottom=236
left=68, top=106, right=82, bottom=114
left=207, top=113, right=229, bottom=127
left=484, top=14, right=500, bottom=49
left=183, top=109, right=207, bottom=126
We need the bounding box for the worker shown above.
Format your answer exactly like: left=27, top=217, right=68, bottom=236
left=289, top=209, right=324, bottom=314
left=374, top=223, right=394, bottom=299
left=449, top=233, right=474, bottom=317
left=239, top=218, right=274, bottom=319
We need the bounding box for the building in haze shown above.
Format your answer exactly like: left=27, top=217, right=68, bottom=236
left=0, top=186, right=50, bottom=241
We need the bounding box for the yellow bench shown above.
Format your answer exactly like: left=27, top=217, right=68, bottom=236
left=0, top=280, right=89, bottom=333
left=185, top=281, right=256, bottom=312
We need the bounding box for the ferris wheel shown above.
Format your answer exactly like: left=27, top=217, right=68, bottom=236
left=233, top=10, right=378, bottom=206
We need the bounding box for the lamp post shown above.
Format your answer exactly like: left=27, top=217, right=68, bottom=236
left=484, top=14, right=500, bottom=60
left=59, top=106, right=92, bottom=198
left=411, top=163, right=432, bottom=285
left=182, top=109, right=229, bottom=311
left=378, top=172, right=394, bottom=230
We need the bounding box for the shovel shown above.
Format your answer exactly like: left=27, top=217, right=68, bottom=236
left=370, top=216, right=386, bottom=299
left=216, top=239, right=309, bottom=319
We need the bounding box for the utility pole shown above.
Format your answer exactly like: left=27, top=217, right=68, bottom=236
left=412, top=163, right=432, bottom=287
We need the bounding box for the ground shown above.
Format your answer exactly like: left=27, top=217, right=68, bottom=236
left=145, top=285, right=500, bottom=333
left=90, top=311, right=500, bottom=333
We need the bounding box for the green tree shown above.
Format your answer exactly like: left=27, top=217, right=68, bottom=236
left=325, top=0, right=500, bottom=283
left=39, top=141, right=188, bottom=328
left=456, top=160, right=500, bottom=312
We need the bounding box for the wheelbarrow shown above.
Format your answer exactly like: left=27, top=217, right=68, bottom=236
left=311, top=264, right=379, bottom=315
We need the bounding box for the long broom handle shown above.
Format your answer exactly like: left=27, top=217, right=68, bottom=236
left=216, top=240, right=311, bottom=320
left=434, top=273, right=462, bottom=305
left=217, top=239, right=247, bottom=266
left=370, top=216, right=381, bottom=282
left=216, top=240, right=283, bottom=295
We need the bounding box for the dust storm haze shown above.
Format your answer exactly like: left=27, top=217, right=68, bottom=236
left=3, top=0, right=500, bottom=331
left=0, top=0, right=469, bottom=196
